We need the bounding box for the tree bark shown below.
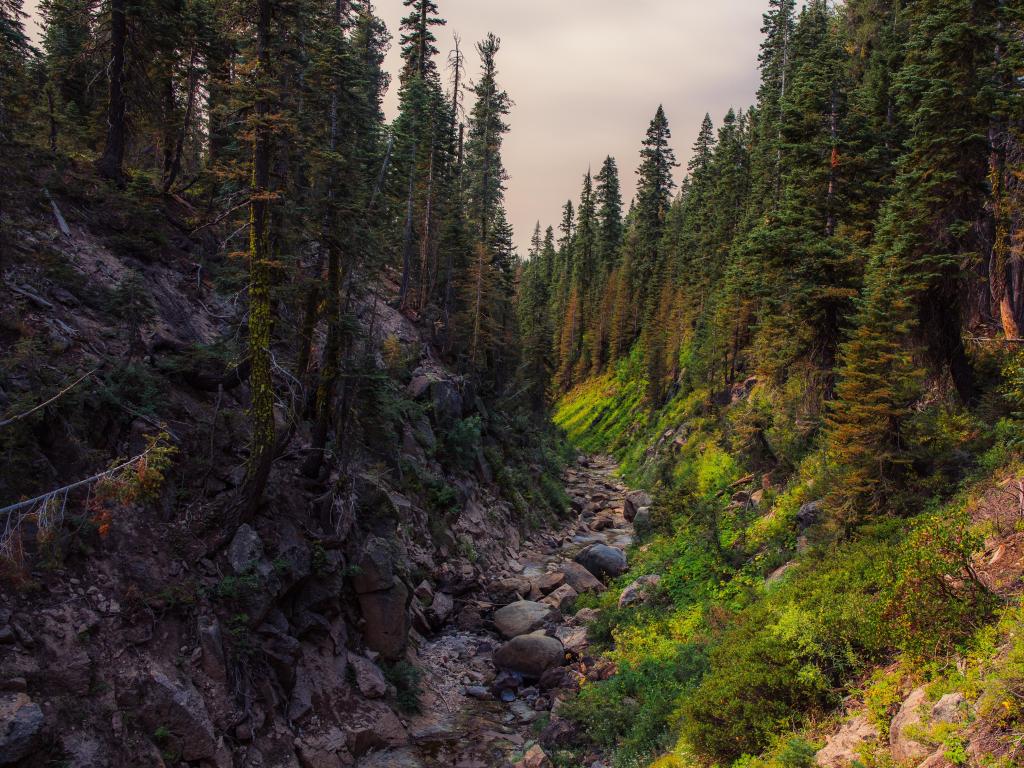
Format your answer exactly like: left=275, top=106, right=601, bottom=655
left=97, top=0, right=128, bottom=183
left=240, top=0, right=276, bottom=519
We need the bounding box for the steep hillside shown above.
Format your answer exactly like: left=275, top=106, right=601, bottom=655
left=0, top=155, right=570, bottom=767
left=539, top=360, right=1024, bottom=768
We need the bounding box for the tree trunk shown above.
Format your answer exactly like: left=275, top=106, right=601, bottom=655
left=399, top=141, right=419, bottom=309
left=240, top=0, right=276, bottom=519
left=97, top=0, right=127, bottom=183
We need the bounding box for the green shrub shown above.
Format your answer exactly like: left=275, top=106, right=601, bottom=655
left=444, top=415, right=482, bottom=469
left=886, top=507, right=998, bottom=658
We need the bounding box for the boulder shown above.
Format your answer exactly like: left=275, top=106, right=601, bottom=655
left=490, top=576, right=532, bottom=601
left=358, top=581, right=410, bottom=660
left=574, top=544, right=627, bottom=581
left=617, top=574, right=661, bottom=609
left=352, top=537, right=398, bottom=594
left=428, top=592, right=454, bottom=627
left=345, top=701, right=409, bottom=757
left=493, top=633, right=565, bottom=679
left=532, top=572, right=566, bottom=595
left=493, top=601, right=554, bottom=639
left=623, top=491, right=653, bottom=522
left=0, top=693, right=43, bottom=766
left=541, top=584, right=578, bottom=613
left=227, top=523, right=266, bottom=574
left=348, top=653, right=388, bottom=699
left=515, top=744, right=553, bottom=768
left=931, top=692, right=965, bottom=724
left=120, top=670, right=217, bottom=761
left=591, top=512, right=617, bottom=531
left=797, top=500, right=824, bottom=529
left=890, top=687, right=931, bottom=765
left=553, top=625, right=588, bottom=655
left=815, top=715, right=879, bottom=768
left=557, top=561, right=605, bottom=594
left=429, top=380, right=463, bottom=427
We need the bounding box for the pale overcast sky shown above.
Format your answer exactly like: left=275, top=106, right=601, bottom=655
left=24, top=0, right=765, bottom=254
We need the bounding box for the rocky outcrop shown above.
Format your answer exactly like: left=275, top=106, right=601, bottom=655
left=816, top=715, right=879, bottom=768
left=118, top=669, right=218, bottom=762
left=890, top=687, right=931, bottom=764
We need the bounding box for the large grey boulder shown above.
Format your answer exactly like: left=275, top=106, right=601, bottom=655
left=557, top=562, right=605, bottom=594
left=0, top=693, right=43, bottom=766
left=493, top=633, right=565, bottom=679
left=574, top=544, right=627, bottom=581
left=493, top=601, right=554, bottom=639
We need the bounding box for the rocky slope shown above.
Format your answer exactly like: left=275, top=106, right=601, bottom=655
left=0, top=168, right=580, bottom=768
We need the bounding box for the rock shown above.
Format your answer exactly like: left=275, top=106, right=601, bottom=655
left=414, top=580, right=434, bottom=602
left=228, top=524, right=265, bottom=573
left=632, top=507, right=652, bottom=533
left=623, top=491, right=653, bottom=522
left=541, top=584, right=578, bottom=613
left=797, top=500, right=824, bottom=529
left=815, top=715, right=879, bottom=768
left=60, top=732, right=110, bottom=768
left=358, top=582, right=410, bottom=661
left=490, top=576, right=532, bottom=601
left=890, top=687, right=931, bottom=765
left=553, top=625, right=588, bottom=655
left=429, top=380, right=463, bottom=427
left=515, top=744, right=553, bottom=768
left=493, top=601, right=554, bottom=639
left=345, top=701, right=409, bottom=756
left=557, top=562, right=605, bottom=594
left=456, top=605, right=484, bottom=632
left=465, top=685, right=491, bottom=700
left=916, top=750, right=950, bottom=768
left=428, top=592, right=454, bottom=627
left=297, top=727, right=353, bottom=768
left=533, top=572, right=566, bottom=595
left=0, top=693, right=43, bottom=765
left=197, top=614, right=226, bottom=682
left=493, top=633, right=565, bottom=679
left=348, top=654, right=388, bottom=699
left=539, top=716, right=578, bottom=750
left=617, top=574, right=661, bottom=609
left=574, top=544, right=627, bottom=581
left=931, top=692, right=965, bottom=724
left=591, top=512, right=617, bottom=531
left=355, top=748, right=423, bottom=768
left=352, top=537, right=398, bottom=594
left=120, top=670, right=217, bottom=761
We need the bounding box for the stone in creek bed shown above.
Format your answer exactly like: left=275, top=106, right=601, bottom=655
left=465, top=685, right=491, bottom=700
left=492, top=600, right=555, bottom=639
left=493, top=632, right=566, bottom=679
left=574, top=544, right=628, bottom=581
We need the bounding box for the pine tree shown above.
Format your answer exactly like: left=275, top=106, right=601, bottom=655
left=595, top=155, right=623, bottom=275
left=631, top=105, right=678, bottom=312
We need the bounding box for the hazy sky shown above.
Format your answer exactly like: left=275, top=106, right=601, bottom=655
left=24, top=0, right=766, bottom=253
